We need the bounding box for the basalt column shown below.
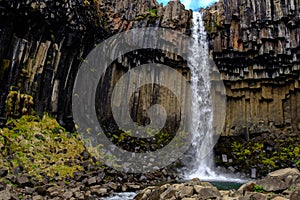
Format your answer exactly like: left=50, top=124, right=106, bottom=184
left=205, top=0, right=300, bottom=136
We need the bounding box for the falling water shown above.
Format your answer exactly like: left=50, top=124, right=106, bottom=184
left=187, top=11, right=217, bottom=180
left=187, top=12, right=246, bottom=183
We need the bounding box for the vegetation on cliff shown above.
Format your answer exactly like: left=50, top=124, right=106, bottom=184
left=0, top=115, right=89, bottom=182
left=215, top=132, right=300, bottom=177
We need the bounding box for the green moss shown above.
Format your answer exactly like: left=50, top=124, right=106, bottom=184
left=134, top=15, right=146, bottom=21
left=231, top=136, right=300, bottom=174
left=134, top=8, right=158, bottom=22
left=148, top=8, right=158, bottom=18
left=253, top=184, right=264, bottom=193
left=5, top=89, right=34, bottom=118
left=262, top=158, right=277, bottom=168
left=0, top=114, right=89, bottom=181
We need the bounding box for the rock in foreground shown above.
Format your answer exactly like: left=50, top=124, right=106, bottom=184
left=135, top=168, right=300, bottom=200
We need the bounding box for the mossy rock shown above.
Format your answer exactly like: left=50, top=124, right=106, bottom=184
left=0, top=115, right=90, bottom=181
left=229, top=136, right=300, bottom=176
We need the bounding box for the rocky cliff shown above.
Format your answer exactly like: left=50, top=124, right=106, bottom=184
left=0, top=0, right=192, bottom=131
left=204, top=0, right=300, bottom=176
left=204, top=0, right=300, bottom=137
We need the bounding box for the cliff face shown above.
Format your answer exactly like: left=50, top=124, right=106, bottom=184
left=204, top=0, right=300, bottom=136
left=0, top=0, right=192, bottom=130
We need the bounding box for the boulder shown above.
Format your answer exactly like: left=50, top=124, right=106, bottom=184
left=238, top=181, right=256, bottom=195
left=32, top=195, right=44, bottom=200
left=272, top=196, right=289, bottom=200
left=256, top=176, right=289, bottom=192
left=0, top=190, right=11, bottom=200
left=62, top=191, right=73, bottom=199
left=16, top=175, right=31, bottom=187
left=194, top=185, right=221, bottom=199
left=257, top=168, right=300, bottom=192
left=290, top=185, right=300, bottom=200
left=241, top=192, right=268, bottom=200
left=135, top=178, right=222, bottom=200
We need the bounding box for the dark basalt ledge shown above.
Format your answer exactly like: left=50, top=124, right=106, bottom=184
left=204, top=0, right=300, bottom=137
left=0, top=0, right=192, bottom=131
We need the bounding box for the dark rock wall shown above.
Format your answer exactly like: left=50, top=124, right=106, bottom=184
left=0, top=0, right=109, bottom=127
left=204, top=0, right=300, bottom=136
left=0, top=0, right=192, bottom=130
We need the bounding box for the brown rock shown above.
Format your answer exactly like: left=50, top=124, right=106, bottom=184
left=257, top=168, right=300, bottom=192
left=0, top=190, right=11, bottom=200
left=16, top=175, right=31, bottom=187
left=256, top=177, right=289, bottom=192
left=62, top=191, right=73, bottom=199
left=290, top=186, right=300, bottom=200
left=194, top=185, right=221, bottom=199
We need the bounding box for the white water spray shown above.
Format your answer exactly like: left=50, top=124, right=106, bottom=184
left=187, top=12, right=245, bottom=182
left=187, top=11, right=216, bottom=180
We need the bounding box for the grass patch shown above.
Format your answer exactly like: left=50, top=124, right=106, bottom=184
left=0, top=114, right=89, bottom=181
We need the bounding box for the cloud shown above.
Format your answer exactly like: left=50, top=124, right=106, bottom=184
left=182, top=0, right=192, bottom=9
left=157, top=0, right=218, bottom=10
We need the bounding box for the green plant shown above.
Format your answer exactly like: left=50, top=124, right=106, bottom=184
left=0, top=114, right=87, bottom=181
left=148, top=8, right=158, bottom=18
left=253, top=184, right=264, bottom=193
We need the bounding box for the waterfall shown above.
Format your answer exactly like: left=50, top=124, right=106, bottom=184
left=186, top=12, right=246, bottom=183
left=186, top=11, right=217, bottom=180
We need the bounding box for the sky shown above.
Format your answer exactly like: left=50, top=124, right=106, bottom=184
left=157, top=0, right=218, bottom=10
